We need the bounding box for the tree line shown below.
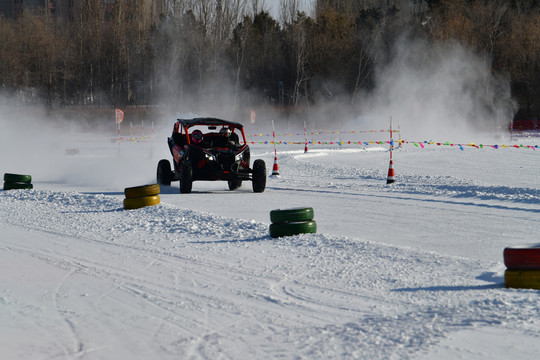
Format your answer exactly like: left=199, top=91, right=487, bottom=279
left=0, top=0, right=538, bottom=121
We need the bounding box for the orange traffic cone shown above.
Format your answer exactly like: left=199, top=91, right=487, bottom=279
left=271, top=156, right=280, bottom=176
left=386, top=159, right=395, bottom=184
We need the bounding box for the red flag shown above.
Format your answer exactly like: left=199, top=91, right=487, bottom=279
left=115, top=108, right=124, bottom=124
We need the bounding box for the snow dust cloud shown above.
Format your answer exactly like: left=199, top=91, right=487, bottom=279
left=0, top=98, right=162, bottom=189
left=150, top=19, right=245, bottom=124
left=147, top=7, right=517, bottom=144
left=0, top=99, right=62, bottom=180
left=208, top=32, right=516, bottom=144
left=350, top=35, right=516, bottom=142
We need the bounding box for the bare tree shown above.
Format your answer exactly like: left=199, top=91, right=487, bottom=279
left=167, top=0, right=189, bottom=17
left=280, top=0, right=300, bottom=24
left=232, top=15, right=250, bottom=107
left=504, top=11, right=540, bottom=115
left=250, top=0, right=268, bottom=17
left=282, top=4, right=310, bottom=105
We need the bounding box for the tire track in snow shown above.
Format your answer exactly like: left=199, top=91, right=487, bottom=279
left=3, top=184, right=540, bottom=358
left=274, top=147, right=540, bottom=205
left=2, top=220, right=356, bottom=357
left=53, top=268, right=85, bottom=358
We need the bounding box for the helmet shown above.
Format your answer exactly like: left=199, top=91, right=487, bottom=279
left=191, top=129, right=203, bottom=144
left=220, top=127, right=231, bottom=137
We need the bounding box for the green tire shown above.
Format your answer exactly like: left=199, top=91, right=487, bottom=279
left=124, top=195, right=161, bottom=210
left=4, top=182, right=33, bottom=190
left=124, top=184, right=160, bottom=198
left=270, top=207, right=314, bottom=223
left=4, top=173, right=32, bottom=183
left=505, top=269, right=540, bottom=290
left=269, top=220, right=317, bottom=238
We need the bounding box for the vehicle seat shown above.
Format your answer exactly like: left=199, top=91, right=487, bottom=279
left=215, top=134, right=229, bottom=147
left=173, top=132, right=186, bottom=147
left=200, top=136, right=213, bottom=148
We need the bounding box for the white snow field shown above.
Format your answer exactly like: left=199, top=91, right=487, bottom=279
left=1, top=121, right=540, bottom=360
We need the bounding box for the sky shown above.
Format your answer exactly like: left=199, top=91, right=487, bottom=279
left=265, top=0, right=314, bottom=20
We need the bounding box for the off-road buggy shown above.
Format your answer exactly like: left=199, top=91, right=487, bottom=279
left=157, top=117, right=266, bottom=193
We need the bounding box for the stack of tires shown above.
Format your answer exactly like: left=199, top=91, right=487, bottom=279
left=504, top=244, right=540, bottom=289
left=124, top=184, right=161, bottom=210
left=4, top=173, right=33, bottom=190
left=269, top=207, right=317, bottom=238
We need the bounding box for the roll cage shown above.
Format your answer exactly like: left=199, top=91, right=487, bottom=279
left=172, top=117, right=247, bottom=149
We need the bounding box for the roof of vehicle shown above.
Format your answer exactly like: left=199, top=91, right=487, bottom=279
left=176, top=117, right=244, bottom=128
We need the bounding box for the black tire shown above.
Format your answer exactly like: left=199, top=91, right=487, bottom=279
left=270, top=207, right=314, bottom=224
left=228, top=180, right=242, bottom=191
left=269, top=221, right=317, bottom=238
left=4, top=182, right=33, bottom=190
left=252, top=159, right=266, bottom=193
left=157, top=159, right=172, bottom=186
left=124, top=184, right=160, bottom=198
left=180, top=158, right=193, bottom=194
left=4, top=173, right=32, bottom=183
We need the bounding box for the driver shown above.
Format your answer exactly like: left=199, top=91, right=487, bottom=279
left=219, top=127, right=231, bottom=137
left=219, top=127, right=237, bottom=147
left=191, top=129, right=203, bottom=145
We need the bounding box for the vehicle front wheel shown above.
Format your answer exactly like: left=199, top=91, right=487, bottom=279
left=252, top=159, right=266, bottom=193
left=180, top=158, right=193, bottom=194
left=228, top=180, right=242, bottom=191
left=157, top=159, right=172, bottom=186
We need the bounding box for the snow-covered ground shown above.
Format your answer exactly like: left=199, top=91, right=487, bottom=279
left=1, top=121, right=540, bottom=359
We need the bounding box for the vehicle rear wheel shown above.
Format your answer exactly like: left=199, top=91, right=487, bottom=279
left=228, top=180, right=242, bottom=190
left=157, top=159, right=172, bottom=186
left=180, top=158, right=193, bottom=194
left=252, top=159, right=266, bottom=193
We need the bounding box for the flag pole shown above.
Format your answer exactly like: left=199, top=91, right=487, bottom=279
left=387, top=116, right=395, bottom=184
left=271, top=120, right=280, bottom=176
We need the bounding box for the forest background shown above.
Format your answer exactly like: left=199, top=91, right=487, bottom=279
left=0, top=0, right=538, bottom=126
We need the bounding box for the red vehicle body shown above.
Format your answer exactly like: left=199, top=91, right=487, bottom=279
left=157, top=117, right=266, bottom=193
